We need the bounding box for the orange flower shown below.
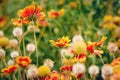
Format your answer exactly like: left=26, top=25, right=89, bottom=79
left=104, top=15, right=113, bottom=23
left=12, top=18, right=29, bottom=26
left=50, top=36, right=71, bottom=47
left=75, top=53, right=86, bottom=63
left=16, top=56, right=31, bottom=68
left=49, top=71, right=60, bottom=80
left=18, top=5, right=45, bottom=20
left=60, top=65, right=73, bottom=72
left=111, top=57, right=120, bottom=66
left=36, top=20, right=49, bottom=27
left=0, top=16, right=7, bottom=27
left=48, top=9, right=65, bottom=18
left=1, top=64, right=18, bottom=74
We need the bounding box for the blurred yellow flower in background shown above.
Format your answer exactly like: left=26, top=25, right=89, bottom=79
left=0, top=16, right=7, bottom=27
left=48, top=9, right=65, bottom=18
left=0, top=37, right=9, bottom=47
left=104, top=15, right=113, bottom=23
left=69, top=2, right=77, bottom=9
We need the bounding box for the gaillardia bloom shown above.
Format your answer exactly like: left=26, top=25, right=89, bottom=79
left=87, top=36, right=107, bottom=56
left=50, top=36, right=71, bottom=47
left=18, top=5, right=45, bottom=21
left=0, top=16, right=7, bottom=27
left=48, top=9, right=65, bottom=18
left=111, top=57, right=120, bottom=66
left=11, top=18, right=29, bottom=26
left=1, top=64, right=18, bottom=74
left=16, top=56, right=31, bottom=68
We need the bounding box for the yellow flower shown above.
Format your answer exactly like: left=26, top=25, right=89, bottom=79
left=0, top=37, right=9, bottom=47
left=48, top=9, right=65, bottom=18
left=104, top=15, right=113, bottom=23
left=72, top=41, right=87, bottom=55
left=88, top=36, right=107, bottom=47
left=50, top=36, right=71, bottom=47
left=104, top=23, right=117, bottom=30
left=113, top=65, right=120, bottom=73
left=38, top=65, right=50, bottom=77
left=113, top=16, right=120, bottom=24
left=69, top=2, right=77, bottom=9
left=62, top=58, right=76, bottom=65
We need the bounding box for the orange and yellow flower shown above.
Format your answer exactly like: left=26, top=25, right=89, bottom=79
left=60, top=65, right=73, bottom=72
left=50, top=36, right=71, bottom=47
left=87, top=36, right=106, bottom=57
left=36, top=20, right=49, bottom=27
left=17, top=5, right=45, bottom=20
left=89, top=36, right=107, bottom=47
left=75, top=53, right=86, bottom=63
left=104, top=15, right=113, bottom=23
left=16, top=56, right=31, bottom=68
left=48, top=71, right=60, bottom=80
left=111, top=57, right=120, bottom=66
left=0, top=16, right=7, bottom=27
left=12, top=18, right=29, bottom=26
left=48, top=9, right=65, bottom=18
left=1, top=64, right=18, bottom=74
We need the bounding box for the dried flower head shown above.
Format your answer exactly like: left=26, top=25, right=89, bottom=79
left=73, top=63, right=86, bottom=75
left=107, top=42, right=118, bottom=53
left=27, top=65, right=38, bottom=78
left=88, top=65, right=99, bottom=77
left=72, top=34, right=83, bottom=43
left=0, top=48, right=6, bottom=59
left=13, top=27, right=23, bottom=37
left=7, top=59, right=14, bottom=66
left=10, top=51, right=19, bottom=58
left=101, top=64, right=113, bottom=80
left=0, top=30, right=4, bottom=37
left=9, top=39, right=18, bottom=49
left=43, top=59, right=54, bottom=69
left=26, top=43, right=35, bottom=53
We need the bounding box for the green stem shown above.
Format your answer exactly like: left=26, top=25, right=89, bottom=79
left=37, top=27, right=45, bottom=44
left=12, top=74, right=17, bottom=80
left=100, top=57, right=104, bottom=64
left=23, top=37, right=26, bottom=56
left=2, top=58, right=7, bottom=67
left=34, top=29, right=39, bottom=66
left=21, top=70, right=25, bottom=80
left=18, top=69, right=21, bottom=80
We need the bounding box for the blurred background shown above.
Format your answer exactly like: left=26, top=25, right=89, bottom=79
left=0, top=0, right=120, bottom=71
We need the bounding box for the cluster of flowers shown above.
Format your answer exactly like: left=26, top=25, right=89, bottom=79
left=103, top=14, right=120, bottom=31
left=0, top=3, right=65, bottom=80
left=49, top=35, right=120, bottom=80
left=0, top=2, right=120, bottom=80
